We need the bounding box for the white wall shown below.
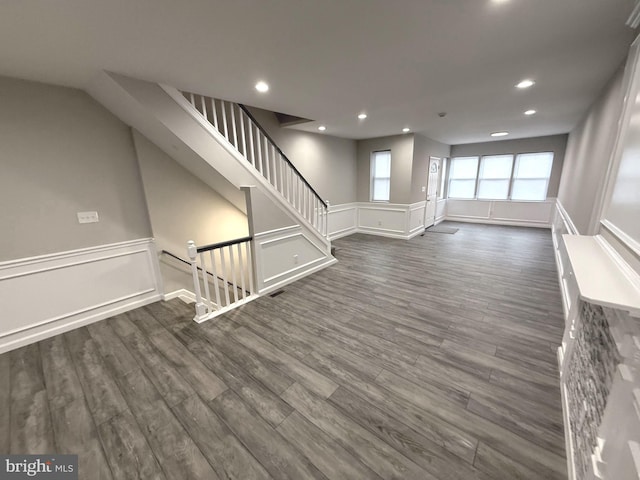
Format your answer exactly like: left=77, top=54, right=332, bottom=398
left=558, top=65, right=626, bottom=235
left=247, top=107, right=358, bottom=205
left=0, top=76, right=153, bottom=261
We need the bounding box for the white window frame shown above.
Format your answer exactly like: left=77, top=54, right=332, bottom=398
left=438, top=158, right=448, bottom=199
left=477, top=154, right=515, bottom=200
left=447, top=156, right=480, bottom=199
left=370, top=150, right=391, bottom=202
left=511, top=152, right=555, bottom=201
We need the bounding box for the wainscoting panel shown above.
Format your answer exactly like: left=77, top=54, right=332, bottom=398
left=409, top=202, right=427, bottom=236
left=253, top=226, right=337, bottom=295
left=358, top=205, right=407, bottom=237
left=327, top=203, right=358, bottom=240
left=0, top=238, right=163, bottom=353
left=435, top=199, right=447, bottom=224
left=446, top=199, right=555, bottom=227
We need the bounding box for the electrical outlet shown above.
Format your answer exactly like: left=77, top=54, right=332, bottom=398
left=378, top=220, right=382, bottom=226
left=421, top=186, right=426, bottom=192
left=77, top=211, right=99, bottom=224
left=293, top=254, right=299, bottom=265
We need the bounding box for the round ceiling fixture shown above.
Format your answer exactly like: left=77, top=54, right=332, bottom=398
left=255, top=81, right=269, bottom=93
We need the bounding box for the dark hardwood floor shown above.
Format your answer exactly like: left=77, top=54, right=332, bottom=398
left=0, top=222, right=567, bottom=479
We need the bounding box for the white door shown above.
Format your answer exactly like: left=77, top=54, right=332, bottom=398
left=424, top=157, right=440, bottom=228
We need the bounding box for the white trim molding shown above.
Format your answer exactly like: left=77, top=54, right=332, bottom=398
left=445, top=198, right=556, bottom=228
left=327, top=201, right=428, bottom=240
left=0, top=238, right=163, bottom=354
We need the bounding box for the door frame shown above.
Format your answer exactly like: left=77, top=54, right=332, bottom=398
left=424, top=156, right=441, bottom=229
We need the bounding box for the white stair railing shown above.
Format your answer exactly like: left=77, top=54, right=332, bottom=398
left=182, top=91, right=328, bottom=238
left=187, top=236, right=257, bottom=323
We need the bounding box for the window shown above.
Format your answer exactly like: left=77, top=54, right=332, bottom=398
left=477, top=155, right=514, bottom=200
left=511, top=152, right=554, bottom=201
left=448, top=156, right=479, bottom=199
left=371, top=150, right=391, bottom=201
left=438, top=158, right=448, bottom=199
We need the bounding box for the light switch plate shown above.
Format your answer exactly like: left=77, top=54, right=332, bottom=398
left=77, top=211, right=99, bottom=224
left=421, top=186, right=426, bottom=192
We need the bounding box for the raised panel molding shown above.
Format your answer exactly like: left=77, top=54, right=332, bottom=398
left=328, top=201, right=427, bottom=240
left=0, top=238, right=163, bottom=354
left=253, top=225, right=337, bottom=295
left=446, top=198, right=555, bottom=228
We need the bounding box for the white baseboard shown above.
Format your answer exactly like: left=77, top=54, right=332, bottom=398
left=0, top=238, right=163, bottom=354
left=163, top=288, right=196, bottom=304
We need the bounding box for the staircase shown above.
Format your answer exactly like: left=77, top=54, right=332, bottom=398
left=88, top=71, right=336, bottom=320
left=179, top=90, right=328, bottom=242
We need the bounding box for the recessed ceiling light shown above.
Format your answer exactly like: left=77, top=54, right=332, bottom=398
left=255, top=81, right=269, bottom=93
left=491, top=131, right=509, bottom=137
left=516, top=79, right=535, bottom=89
left=524, top=109, right=537, bottom=115
left=358, top=113, right=367, bottom=120
left=402, top=128, right=410, bottom=133
left=318, top=125, right=326, bottom=131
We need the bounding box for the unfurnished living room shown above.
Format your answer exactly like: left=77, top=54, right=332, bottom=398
left=1, top=1, right=640, bottom=479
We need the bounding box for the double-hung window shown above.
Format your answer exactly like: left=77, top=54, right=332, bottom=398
left=477, top=155, right=514, bottom=200
left=511, top=152, right=554, bottom=201
left=448, top=156, right=479, bottom=199
left=371, top=150, right=391, bottom=202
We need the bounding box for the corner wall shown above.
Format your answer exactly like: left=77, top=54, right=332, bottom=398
left=246, top=107, right=358, bottom=205
left=132, top=130, right=249, bottom=295
left=0, top=76, right=162, bottom=353
left=558, top=65, right=627, bottom=235
left=0, top=76, right=153, bottom=261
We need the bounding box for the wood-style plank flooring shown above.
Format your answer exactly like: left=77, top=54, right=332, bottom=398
left=0, top=222, right=567, bottom=479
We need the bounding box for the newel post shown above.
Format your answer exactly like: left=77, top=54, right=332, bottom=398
left=187, top=241, right=208, bottom=322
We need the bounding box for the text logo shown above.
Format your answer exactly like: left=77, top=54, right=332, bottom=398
left=0, top=456, right=77, bottom=480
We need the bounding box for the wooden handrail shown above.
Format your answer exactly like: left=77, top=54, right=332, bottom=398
left=237, top=104, right=328, bottom=208
left=196, top=235, right=253, bottom=253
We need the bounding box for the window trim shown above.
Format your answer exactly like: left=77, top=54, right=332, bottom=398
left=446, top=151, right=554, bottom=202
left=476, top=154, right=515, bottom=201
left=510, top=152, right=554, bottom=201
left=447, top=156, right=480, bottom=199
left=370, top=150, right=391, bottom=202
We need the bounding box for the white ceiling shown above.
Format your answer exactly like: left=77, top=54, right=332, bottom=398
left=0, top=0, right=636, bottom=144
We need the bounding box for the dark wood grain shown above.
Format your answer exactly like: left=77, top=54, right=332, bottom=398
left=117, top=368, right=218, bottom=479
left=10, top=344, right=55, bottom=454
left=281, top=382, right=430, bottom=480
left=97, top=410, right=166, bottom=480
left=63, top=328, right=128, bottom=425
left=210, top=389, right=327, bottom=479
left=50, top=397, right=113, bottom=479
left=277, top=411, right=383, bottom=480
left=0, top=222, right=567, bottom=479
left=172, top=395, right=271, bottom=480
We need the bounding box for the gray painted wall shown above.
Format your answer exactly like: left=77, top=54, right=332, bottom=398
left=0, top=76, right=152, bottom=261
left=247, top=107, right=358, bottom=206
left=356, top=134, right=415, bottom=204
left=411, top=134, right=451, bottom=203
left=133, top=131, right=249, bottom=295
left=450, top=134, right=568, bottom=199
left=558, top=65, right=626, bottom=234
